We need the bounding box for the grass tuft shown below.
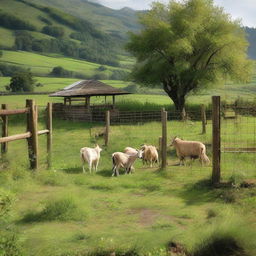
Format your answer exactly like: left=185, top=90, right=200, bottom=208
left=22, top=197, right=86, bottom=222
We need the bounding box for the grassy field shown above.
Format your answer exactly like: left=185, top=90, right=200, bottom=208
left=0, top=108, right=255, bottom=255
left=0, top=51, right=129, bottom=77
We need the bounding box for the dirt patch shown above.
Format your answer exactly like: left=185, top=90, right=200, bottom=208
left=128, top=208, right=179, bottom=227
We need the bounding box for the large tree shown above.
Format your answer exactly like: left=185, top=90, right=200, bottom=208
left=9, top=71, right=35, bottom=92
left=126, top=0, right=252, bottom=116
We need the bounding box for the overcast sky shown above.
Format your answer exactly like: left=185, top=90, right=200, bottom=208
left=92, top=0, right=256, bottom=27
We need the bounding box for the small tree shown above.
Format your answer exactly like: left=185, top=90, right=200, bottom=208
left=126, top=0, right=252, bottom=116
left=9, top=71, right=35, bottom=92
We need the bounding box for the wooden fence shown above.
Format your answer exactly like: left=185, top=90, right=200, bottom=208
left=0, top=100, right=52, bottom=170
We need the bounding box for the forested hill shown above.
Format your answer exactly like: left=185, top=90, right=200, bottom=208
left=0, top=0, right=141, bottom=66
left=245, top=27, right=256, bottom=60
left=0, top=0, right=255, bottom=65
left=25, top=0, right=142, bottom=38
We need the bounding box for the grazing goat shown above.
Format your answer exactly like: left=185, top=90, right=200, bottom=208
left=140, top=144, right=159, bottom=167
left=80, top=145, right=102, bottom=173
left=112, top=150, right=143, bottom=176
left=123, top=147, right=138, bottom=173
left=124, top=147, right=138, bottom=155
left=170, top=137, right=210, bottom=166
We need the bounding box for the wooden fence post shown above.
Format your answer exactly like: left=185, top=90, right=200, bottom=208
left=47, top=103, right=52, bottom=169
left=26, top=99, right=38, bottom=170
left=161, top=108, right=167, bottom=169
left=212, top=96, right=221, bottom=185
left=201, top=104, right=206, bottom=134
left=1, top=104, right=8, bottom=154
left=105, top=110, right=110, bottom=146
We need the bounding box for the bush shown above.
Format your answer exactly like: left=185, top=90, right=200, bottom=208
left=0, top=63, right=26, bottom=76
left=38, top=15, right=52, bottom=25
left=9, top=71, right=35, bottom=92
left=22, top=197, right=85, bottom=222
left=0, top=232, right=24, bottom=256
left=0, top=10, right=36, bottom=31
left=42, top=25, right=65, bottom=38
left=0, top=189, right=15, bottom=222
left=110, top=69, right=129, bottom=80
left=50, top=66, right=73, bottom=77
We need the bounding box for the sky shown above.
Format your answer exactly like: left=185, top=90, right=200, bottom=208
left=90, top=0, right=256, bottom=27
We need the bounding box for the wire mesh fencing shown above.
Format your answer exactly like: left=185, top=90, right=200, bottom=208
left=221, top=107, right=256, bottom=180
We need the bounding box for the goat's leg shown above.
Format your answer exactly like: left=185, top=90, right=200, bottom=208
left=89, top=162, right=92, bottom=174
left=112, top=166, right=116, bottom=177
left=95, top=160, right=99, bottom=172
left=82, top=163, right=86, bottom=173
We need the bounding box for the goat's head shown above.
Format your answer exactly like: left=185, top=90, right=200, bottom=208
left=170, top=136, right=178, bottom=146
left=95, top=144, right=103, bottom=152
left=136, top=149, right=144, bottom=159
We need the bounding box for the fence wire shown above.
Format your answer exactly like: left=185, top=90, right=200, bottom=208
left=221, top=108, right=256, bottom=180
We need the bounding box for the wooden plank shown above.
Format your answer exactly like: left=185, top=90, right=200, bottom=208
left=38, top=129, right=49, bottom=135
left=47, top=102, right=52, bottom=168
left=1, top=104, right=8, bottom=153
left=212, top=96, right=221, bottom=185
left=223, top=147, right=256, bottom=153
left=0, top=108, right=29, bottom=116
left=0, top=132, right=31, bottom=143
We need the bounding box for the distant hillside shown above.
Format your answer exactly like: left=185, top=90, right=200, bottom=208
left=0, top=0, right=129, bottom=66
left=25, top=0, right=142, bottom=39
left=245, top=27, right=256, bottom=60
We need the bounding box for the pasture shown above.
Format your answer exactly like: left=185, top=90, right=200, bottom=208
left=0, top=102, right=255, bottom=255
left=0, top=50, right=129, bottom=77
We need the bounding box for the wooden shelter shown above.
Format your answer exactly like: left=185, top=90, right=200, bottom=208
left=49, top=80, right=131, bottom=110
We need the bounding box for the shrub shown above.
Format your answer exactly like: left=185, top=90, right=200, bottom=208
left=9, top=71, right=35, bottom=92
left=42, top=25, right=65, bottom=38
left=0, top=232, right=24, bottom=256
left=22, top=197, right=85, bottom=222
left=0, top=10, right=36, bottom=31
left=0, top=63, right=26, bottom=76
left=38, top=15, right=52, bottom=25
left=50, top=66, right=73, bottom=78
left=0, top=189, right=15, bottom=222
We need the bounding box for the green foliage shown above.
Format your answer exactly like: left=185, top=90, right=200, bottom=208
left=9, top=71, right=35, bottom=92
left=0, top=9, right=36, bottom=31
left=22, top=197, right=86, bottom=222
left=42, top=25, right=64, bottom=38
left=0, top=63, right=26, bottom=76
left=0, top=189, right=15, bottom=222
left=0, top=50, right=3, bottom=57
left=126, top=0, right=253, bottom=113
left=50, top=66, right=73, bottom=78
left=38, top=15, right=52, bottom=25
left=0, top=232, right=24, bottom=256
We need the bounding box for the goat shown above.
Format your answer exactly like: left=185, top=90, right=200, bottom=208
left=140, top=144, right=159, bottom=167
left=170, top=137, right=210, bottom=166
left=80, top=145, right=102, bottom=173
left=112, top=150, right=143, bottom=176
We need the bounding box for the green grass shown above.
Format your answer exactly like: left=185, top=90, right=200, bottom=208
left=0, top=110, right=255, bottom=255
left=0, top=27, right=15, bottom=48
left=0, top=50, right=128, bottom=77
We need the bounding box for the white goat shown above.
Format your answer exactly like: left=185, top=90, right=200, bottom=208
left=123, top=147, right=138, bottom=173
left=112, top=150, right=143, bottom=176
left=124, top=147, right=138, bottom=155
left=170, top=137, right=210, bottom=166
left=141, top=144, right=159, bottom=167
left=80, top=145, right=102, bottom=173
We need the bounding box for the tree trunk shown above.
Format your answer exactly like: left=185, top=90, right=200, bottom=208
left=163, top=82, right=186, bottom=120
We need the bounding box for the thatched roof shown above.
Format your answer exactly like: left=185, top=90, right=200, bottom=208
left=49, top=80, right=131, bottom=97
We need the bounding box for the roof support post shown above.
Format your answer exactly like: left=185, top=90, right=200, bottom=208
left=112, top=95, right=115, bottom=109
